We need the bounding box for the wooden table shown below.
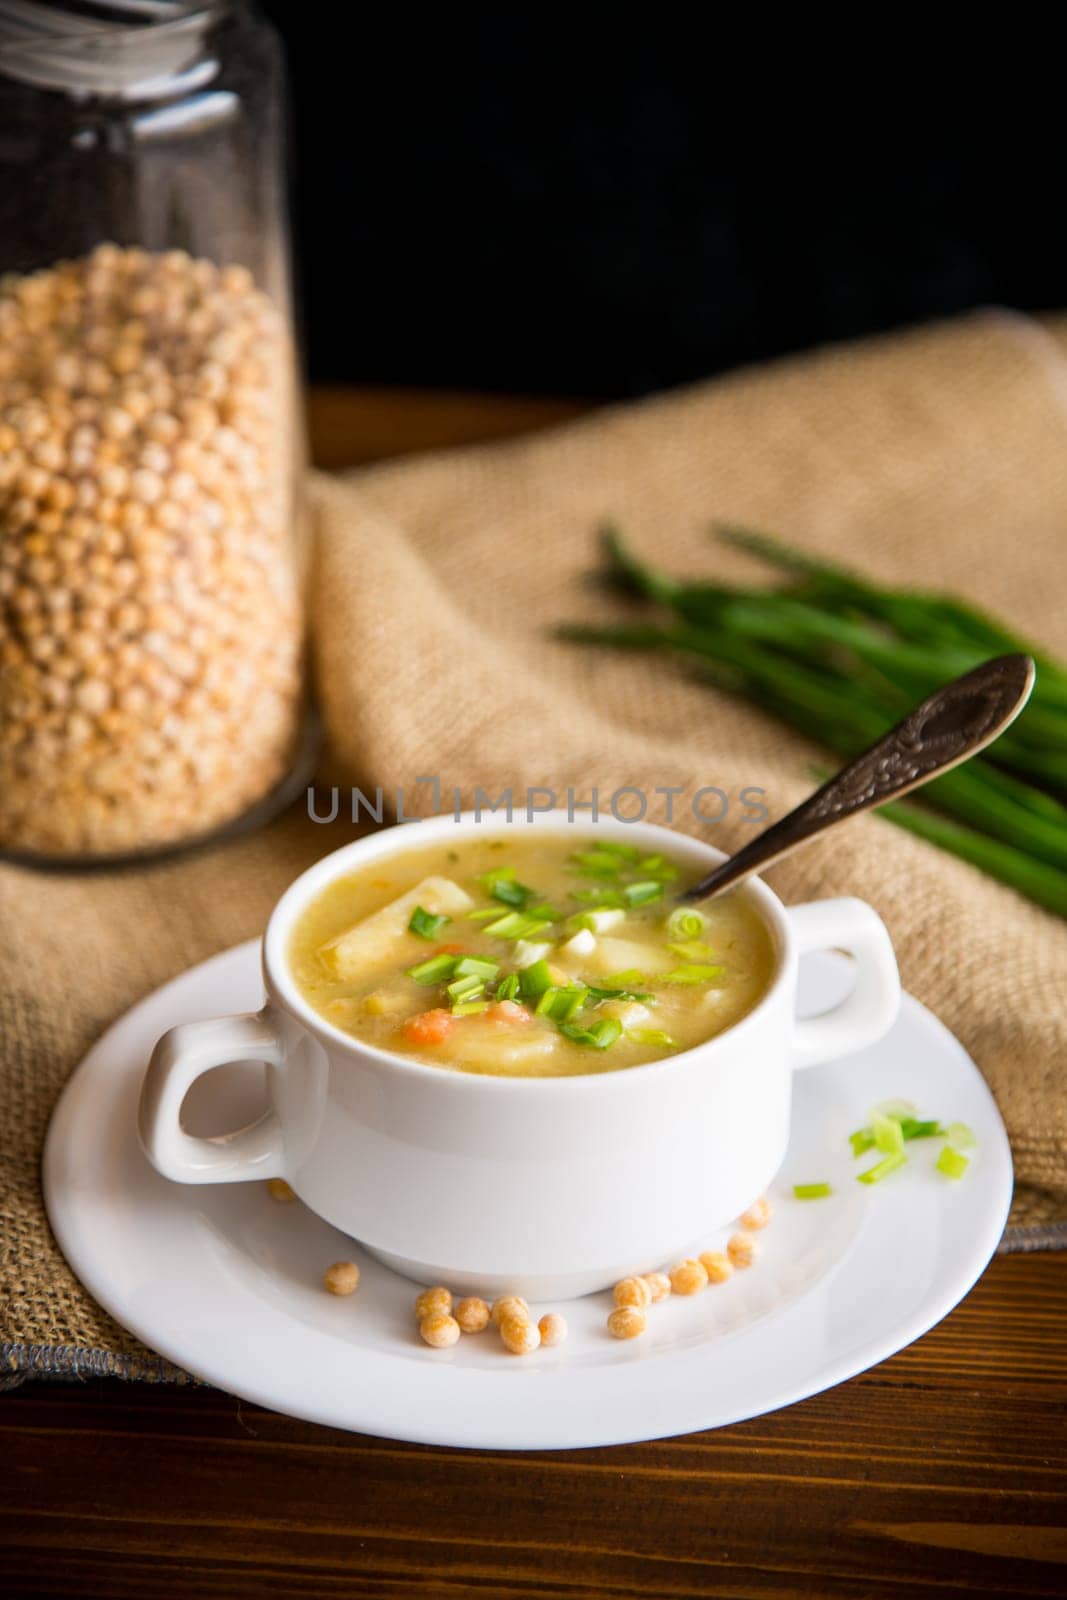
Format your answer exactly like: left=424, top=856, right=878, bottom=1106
left=3, top=391, right=1065, bottom=1600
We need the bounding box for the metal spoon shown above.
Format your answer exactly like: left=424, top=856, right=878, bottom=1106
left=682, top=653, right=1036, bottom=903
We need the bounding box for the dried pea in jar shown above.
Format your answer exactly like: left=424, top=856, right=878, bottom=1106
left=0, top=4, right=309, bottom=860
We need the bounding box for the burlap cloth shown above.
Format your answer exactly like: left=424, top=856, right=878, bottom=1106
left=4, top=311, right=1067, bottom=1386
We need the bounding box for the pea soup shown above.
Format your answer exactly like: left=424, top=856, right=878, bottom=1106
left=289, top=833, right=775, bottom=1078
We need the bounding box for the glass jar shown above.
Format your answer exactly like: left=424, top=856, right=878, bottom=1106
left=0, top=2, right=308, bottom=861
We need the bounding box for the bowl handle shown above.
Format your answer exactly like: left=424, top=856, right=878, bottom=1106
left=138, top=1009, right=286, bottom=1184
left=786, top=898, right=900, bottom=1070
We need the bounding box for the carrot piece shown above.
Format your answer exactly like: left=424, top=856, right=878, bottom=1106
left=435, top=943, right=466, bottom=956
left=487, top=1000, right=532, bottom=1024
left=402, top=1008, right=455, bottom=1045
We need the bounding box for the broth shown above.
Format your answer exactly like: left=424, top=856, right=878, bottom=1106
left=288, top=833, right=775, bottom=1078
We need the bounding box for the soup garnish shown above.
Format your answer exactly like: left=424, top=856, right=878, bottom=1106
left=288, top=833, right=775, bottom=1077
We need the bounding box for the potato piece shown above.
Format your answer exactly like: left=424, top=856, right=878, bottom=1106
left=599, top=999, right=654, bottom=1027
left=585, top=937, right=674, bottom=978
left=513, top=939, right=553, bottom=968
left=434, top=1019, right=560, bottom=1071
left=362, top=991, right=409, bottom=1016
left=582, top=908, right=626, bottom=933
left=326, top=997, right=363, bottom=1025
left=328, top=992, right=409, bottom=1026
left=317, top=876, right=474, bottom=980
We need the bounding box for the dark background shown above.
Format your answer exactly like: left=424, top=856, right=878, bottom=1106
left=261, top=10, right=1065, bottom=399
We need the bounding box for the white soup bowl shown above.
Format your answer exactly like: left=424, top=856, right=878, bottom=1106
left=139, top=812, right=900, bottom=1298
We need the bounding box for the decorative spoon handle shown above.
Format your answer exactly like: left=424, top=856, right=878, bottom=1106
left=682, top=653, right=1036, bottom=903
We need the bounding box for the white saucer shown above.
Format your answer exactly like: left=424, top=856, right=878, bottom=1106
left=44, top=940, right=1012, bottom=1451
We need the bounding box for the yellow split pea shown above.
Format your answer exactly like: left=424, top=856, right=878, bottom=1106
left=538, top=1313, right=568, bottom=1347
left=323, top=1261, right=360, bottom=1296
left=500, top=1314, right=541, bottom=1355
left=490, top=1295, right=529, bottom=1327
left=612, top=1275, right=652, bottom=1310
left=415, top=1286, right=452, bottom=1321
left=419, top=1313, right=461, bottom=1349
left=607, top=1305, right=646, bottom=1340
left=727, top=1232, right=758, bottom=1269
left=669, top=1258, right=709, bottom=1296
left=454, top=1296, right=491, bottom=1333
left=740, top=1195, right=772, bottom=1231
left=699, top=1250, right=734, bottom=1284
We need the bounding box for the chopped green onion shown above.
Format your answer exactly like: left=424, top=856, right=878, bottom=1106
left=535, top=985, right=587, bottom=1022
left=560, top=987, right=589, bottom=1022
left=936, top=1145, right=970, bottom=1179
left=477, top=866, right=517, bottom=890
left=406, top=954, right=458, bottom=984
left=591, top=840, right=641, bottom=862
left=849, top=1127, right=876, bottom=1157
left=484, top=910, right=556, bottom=940
left=585, top=984, right=655, bottom=1002
left=626, top=1027, right=677, bottom=1049
left=571, top=887, right=625, bottom=908
left=571, top=849, right=625, bottom=878
left=871, top=1098, right=916, bottom=1120
left=483, top=910, right=528, bottom=938
left=622, top=880, right=664, bottom=906
left=561, top=1016, right=623, bottom=1049
left=855, top=1108, right=948, bottom=1157
left=668, top=940, right=716, bottom=962
left=565, top=907, right=626, bottom=935
left=666, top=906, right=709, bottom=942
left=489, top=877, right=535, bottom=908
left=408, top=905, right=450, bottom=940
left=857, top=1150, right=907, bottom=1184
left=518, top=959, right=553, bottom=999
left=898, top=1117, right=943, bottom=1141
left=637, top=854, right=678, bottom=881
left=451, top=1000, right=489, bottom=1017
left=871, top=1112, right=905, bottom=1155
left=452, top=955, right=499, bottom=981
left=660, top=963, right=726, bottom=984
left=793, top=1182, right=833, bottom=1199
left=605, top=968, right=646, bottom=985
left=467, top=906, right=505, bottom=922
left=494, top=973, right=521, bottom=1001
left=945, top=1121, right=976, bottom=1150
left=446, top=973, right=484, bottom=1002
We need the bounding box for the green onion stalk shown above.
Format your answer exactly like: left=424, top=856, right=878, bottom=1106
left=558, top=526, right=1067, bottom=918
